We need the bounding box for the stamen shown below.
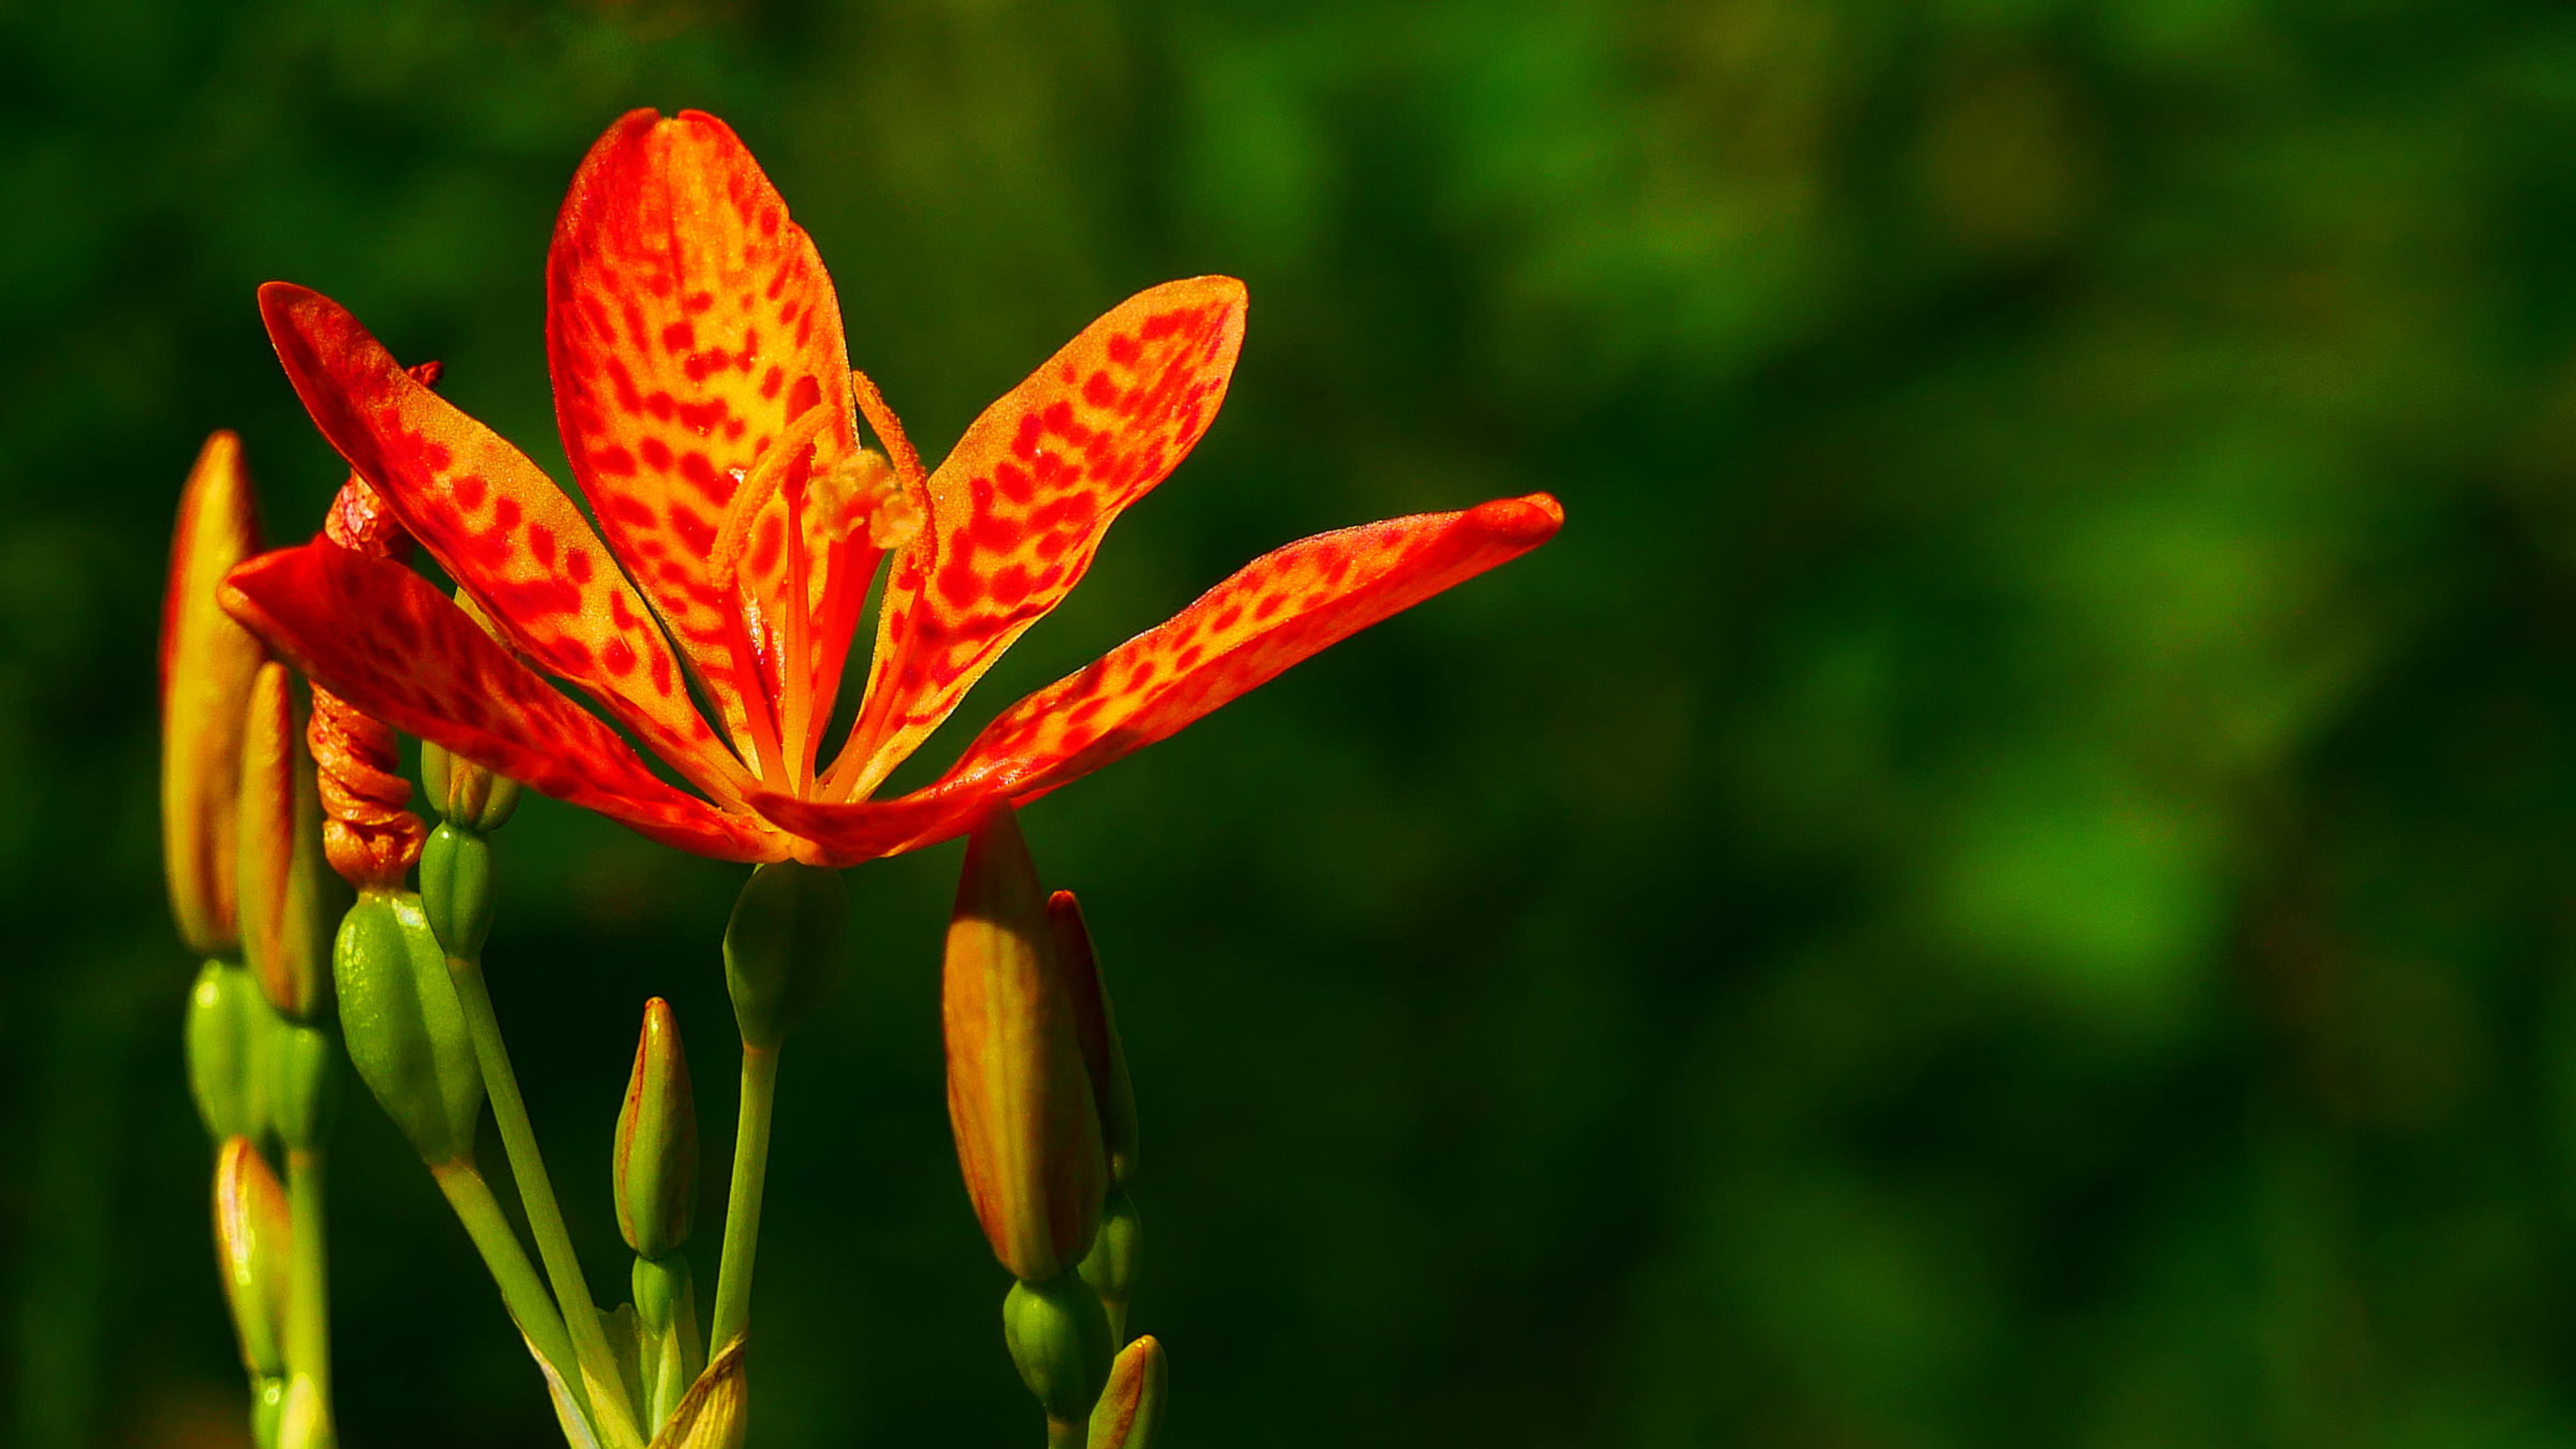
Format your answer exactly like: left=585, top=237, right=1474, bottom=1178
left=710, top=401, right=838, bottom=592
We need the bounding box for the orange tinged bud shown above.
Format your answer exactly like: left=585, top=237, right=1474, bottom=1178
left=162, top=432, right=266, bottom=955
left=213, top=1135, right=292, bottom=1378
left=615, top=997, right=700, bottom=1259
left=946, top=807, right=1107, bottom=1282
left=1087, top=1335, right=1168, bottom=1449
left=238, top=664, right=337, bottom=1020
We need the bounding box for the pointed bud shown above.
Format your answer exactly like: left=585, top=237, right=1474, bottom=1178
left=946, top=808, right=1107, bottom=1282
left=1003, top=1274, right=1115, bottom=1436
left=163, top=432, right=265, bottom=955
left=1078, top=1191, right=1141, bottom=1346
left=616, top=998, right=700, bottom=1258
left=1087, top=1336, right=1167, bottom=1449
left=187, top=959, right=265, bottom=1141
left=1050, top=892, right=1139, bottom=1188
left=239, top=663, right=340, bottom=1020
left=213, top=1136, right=291, bottom=1378
left=334, top=892, right=484, bottom=1165
left=421, top=739, right=522, bottom=833
left=723, top=862, right=846, bottom=1053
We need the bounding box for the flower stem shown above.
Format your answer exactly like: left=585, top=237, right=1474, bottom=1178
left=282, top=1146, right=331, bottom=1410
left=708, top=1042, right=779, bottom=1352
left=1048, top=1415, right=1086, bottom=1449
left=445, top=950, right=644, bottom=1448
left=428, top=1159, right=583, bottom=1407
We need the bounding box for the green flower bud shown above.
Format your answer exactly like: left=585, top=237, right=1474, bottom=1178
left=187, top=959, right=264, bottom=1142
left=1087, top=1335, right=1168, bottom=1449
left=421, top=739, right=521, bottom=833
left=615, top=997, right=699, bottom=1259
left=264, top=1016, right=337, bottom=1154
left=947, top=809, right=1107, bottom=1282
left=1050, top=891, right=1139, bottom=1189
left=418, top=822, right=495, bottom=961
left=723, top=861, right=845, bottom=1053
left=1003, top=1274, right=1115, bottom=1436
left=237, top=663, right=340, bottom=1022
left=1078, top=1191, right=1141, bottom=1346
left=334, top=892, right=484, bottom=1166
left=212, top=1135, right=290, bottom=1378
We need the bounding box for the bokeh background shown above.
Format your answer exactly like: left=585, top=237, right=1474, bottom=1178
left=9, top=0, right=2576, bottom=1444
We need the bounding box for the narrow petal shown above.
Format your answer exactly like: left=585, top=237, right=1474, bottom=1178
left=256, top=282, right=748, bottom=802
left=163, top=431, right=267, bottom=955
left=548, top=109, right=870, bottom=772
left=740, top=783, right=985, bottom=868
left=225, top=542, right=783, bottom=863
left=938, top=494, right=1564, bottom=800
left=830, top=277, right=1248, bottom=798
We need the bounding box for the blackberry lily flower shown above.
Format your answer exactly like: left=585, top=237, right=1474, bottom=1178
left=223, top=109, right=1560, bottom=867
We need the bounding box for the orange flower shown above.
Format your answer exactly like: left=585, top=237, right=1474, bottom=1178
left=222, top=110, right=1559, bottom=866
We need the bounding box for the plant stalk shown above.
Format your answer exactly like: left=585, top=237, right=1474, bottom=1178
left=708, top=1042, right=780, bottom=1353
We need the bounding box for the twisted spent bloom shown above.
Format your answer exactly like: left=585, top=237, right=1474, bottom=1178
left=222, top=109, right=1560, bottom=866
left=308, top=362, right=443, bottom=892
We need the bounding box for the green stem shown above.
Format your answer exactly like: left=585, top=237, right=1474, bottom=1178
left=444, top=951, right=643, bottom=1448
left=1048, top=1415, right=1086, bottom=1449
left=282, top=1147, right=331, bottom=1410
left=429, top=1160, right=582, bottom=1405
left=708, top=1042, right=780, bottom=1352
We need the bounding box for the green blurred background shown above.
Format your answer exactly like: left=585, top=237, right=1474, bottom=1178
left=9, top=0, right=2576, bottom=1444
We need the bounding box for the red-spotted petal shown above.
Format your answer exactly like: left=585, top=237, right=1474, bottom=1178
left=740, top=784, right=987, bottom=868
left=257, top=282, right=748, bottom=803
left=224, top=541, right=783, bottom=863
left=548, top=109, right=869, bottom=775
left=829, top=277, right=1248, bottom=798
left=936, top=494, right=1564, bottom=800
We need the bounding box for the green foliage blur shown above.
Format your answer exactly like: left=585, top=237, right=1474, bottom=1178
left=7, top=0, right=2575, bottom=1444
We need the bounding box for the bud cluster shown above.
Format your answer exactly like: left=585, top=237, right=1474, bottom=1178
left=944, top=807, right=1157, bottom=1446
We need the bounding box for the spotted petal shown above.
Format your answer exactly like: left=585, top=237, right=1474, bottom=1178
left=258, top=282, right=748, bottom=802
left=770, top=494, right=1562, bottom=863
left=225, top=541, right=781, bottom=863
left=548, top=109, right=869, bottom=774
left=829, top=277, right=1247, bottom=798
left=940, top=494, right=1564, bottom=800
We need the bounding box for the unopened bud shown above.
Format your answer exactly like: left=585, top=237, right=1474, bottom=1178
left=1087, top=1335, right=1167, bottom=1449
left=187, top=959, right=264, bottom=1141
left=239, top=664, right=339, bottom=1020
left=163, top=431, right=266, bottom=956
left=947, top=809, right=1106, bottom=1281
left=1050, top=892, right=1138, bottom=1188
left=1079, top=1191, right=1141, bottom=1346
left=723, top=861, right=846, bottom=1053
left=419, top=822, right=495, bottom=961
left=265, top=1017, right=337, bottom=1154
left=1003, top=1274, right=1114, bottom=1435
left=334, top=892, right=483, bottom=1165
left=421, top=739, right=522, bottom=833
left=212, top=1136, right=291, bottom=1377
left=615, top=997, right=699, bottom=1259
left=277, top=1372, right=335, bottom=1449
